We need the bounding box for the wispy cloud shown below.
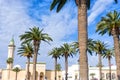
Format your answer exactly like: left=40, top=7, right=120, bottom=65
left=0, top=0, right=77, bottom=69
left=0, top=0, right=41, bottom=68
left=88, top=0, right=114, bottom=26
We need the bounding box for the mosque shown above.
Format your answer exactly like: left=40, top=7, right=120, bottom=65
left=0, top=39, right=117, bottom=80
left=0, top=39, right=62, bottom=80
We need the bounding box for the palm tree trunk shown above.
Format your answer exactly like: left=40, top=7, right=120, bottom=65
left=65, top=55, right=68, bottom=80
left=78, top=0, right=88, bottom=80
left=33, top=41, right=40, bottom=80
left=33, top=48, right=37, bottom=80
left=98, top=54, right=102, bottom=80
left=55, top=58, right=57, bottom=80
left=15, top=72, right=17, bottom=80
left=112, top=28, right=120, bottom=80
left=108, top=57, right=111, bottom=80
left=27, top=57, right=30, bottom=80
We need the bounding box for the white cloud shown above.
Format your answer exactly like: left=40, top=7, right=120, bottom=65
left=88, top=0, right=114, bottom=25
left=0, top=0, right=118, bottom=70
left=0, top=0, right=78, bottom=69
left=0, top=0, right=41, bottom=68
left=41, top=12, right=77, bottom=41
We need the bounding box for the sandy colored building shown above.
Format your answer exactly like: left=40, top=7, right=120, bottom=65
left=1, top=63, right=47, bottom=80
left=0, top=39, right=62, bottom=80
left=46, top=70, right=62, bottom=80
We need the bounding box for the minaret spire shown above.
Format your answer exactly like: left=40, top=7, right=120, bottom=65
left=9, top=35, right=15, bottom=46
left=7, top=37, right=15, bottom=69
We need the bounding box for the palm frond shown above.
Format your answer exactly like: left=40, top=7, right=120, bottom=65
left=49, top=47, right=61, bottom=59
left=57, top=0, right=67, bottom=12
left=50, top=0, right=59, bottom=11
left=114, top=0, right=118, bottom=3
left=96, top=10, right=120, bottom=36
left=87, top=0, right=90, bottom=9
left=18, top=42, right=33, bottom=58
left=50, top=0, right=67, bottom=12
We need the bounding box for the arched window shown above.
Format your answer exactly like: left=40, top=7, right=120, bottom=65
left=75, top=74, right=78, bottom=80
left=40, top=72, right=44, bottom=80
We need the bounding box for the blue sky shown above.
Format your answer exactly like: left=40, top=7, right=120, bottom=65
left=0, top=0, right=119, bottom=70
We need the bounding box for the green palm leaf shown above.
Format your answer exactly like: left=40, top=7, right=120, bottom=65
left=18, top=42, right=33, bottom=58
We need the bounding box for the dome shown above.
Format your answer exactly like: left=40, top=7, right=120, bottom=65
left=9, top=38, right=14, bottom=45
left=13, top=65, right=21, bottom=69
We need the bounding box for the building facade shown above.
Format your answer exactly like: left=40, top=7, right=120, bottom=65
left=0, top=39, right=117, bottom=80
left=0, top=39, right=47, bottom=80
left=62, top=64, right=117, bottom=80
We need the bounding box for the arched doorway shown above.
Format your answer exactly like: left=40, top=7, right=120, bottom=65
left=40, top=72, right=44, bottom=80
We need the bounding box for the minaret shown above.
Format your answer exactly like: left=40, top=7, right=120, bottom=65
left=7, top=38, right=15, bottom=69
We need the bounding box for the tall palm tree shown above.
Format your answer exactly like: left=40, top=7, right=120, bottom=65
left=103, top=48, right=114, bottom=80
left=6, top=57, right=13, bottom=80
left=50, top=1, right=118, bottom=79
left=17, top=43, right=34, bottom=80
left=59, top=43, right=77, bottom=80
left=19, top=27, right=53, bottom=80
left=72, top=39, right=95, bottom=80
left=12, top=67, right=21, bottom=80
left=92, top=40, right=107, bottom=80
left=96, top=10, right=120, bottom=80
left=49, top=47, right=61, bottom=80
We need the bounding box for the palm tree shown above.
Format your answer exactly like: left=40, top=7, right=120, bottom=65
left=7, top=57, right=14, bottom=69
left=50, top=0, right=118, bottom=80
left=59, top=43, right=77, bottom=80
left=92, top=40, right=107, bottom=80
left=56, top=64, right=61, bottom=80
left=13, top=67, right=21, bottom=80
left=96, top=10, right=120, bottom=80
left=72, top=38, right=95, bottom=55
left=56, top=63, right=61, bottom=71
left=17, top=43, right=34, bottom=80
left=49, top=47, right=61, bottom=80
left=19, top=27, right=53, bottom=80
left=72, top=39, right=94, bottom=80
left=103, top=48, right=114, bottom=80
left=6, top=57, right=13, bottom=80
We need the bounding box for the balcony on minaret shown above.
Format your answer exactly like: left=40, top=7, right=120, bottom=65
left=8, top=38, right=15, bottom=47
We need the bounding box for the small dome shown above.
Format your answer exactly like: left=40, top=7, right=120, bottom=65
left=13, top=65, right=21, bottom=69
